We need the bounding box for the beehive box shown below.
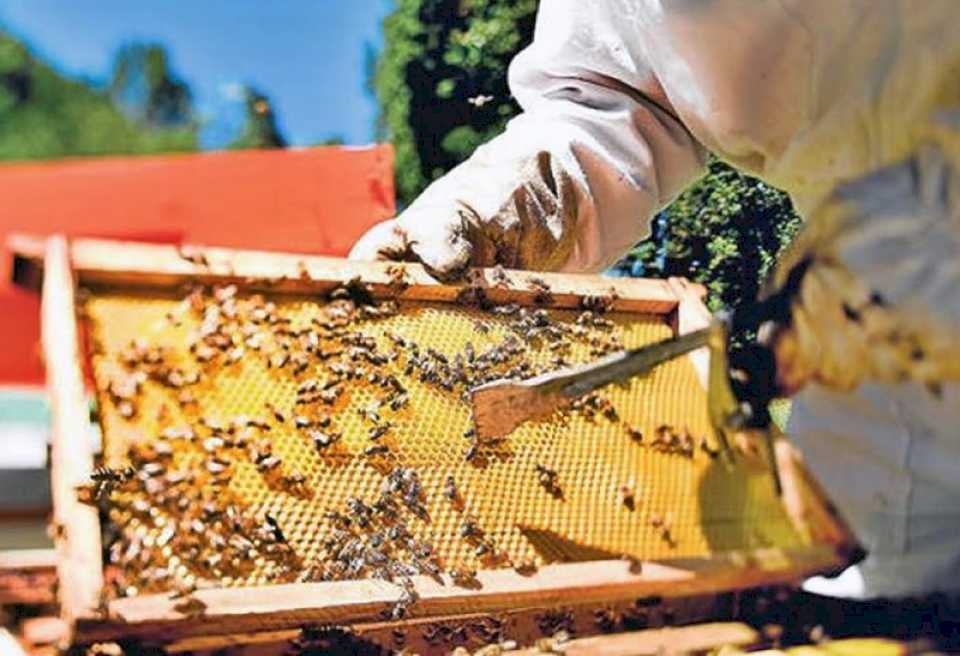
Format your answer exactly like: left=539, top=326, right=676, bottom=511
left=25, top=235, right=856, bottom=653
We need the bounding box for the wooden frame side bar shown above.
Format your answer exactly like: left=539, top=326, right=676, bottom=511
left=10, top=234, right=680, bottom=315
left=667, top=277, right=712, bottom=386
left=666, top=279, right=858, bottom=555
left=41, top=236, right=104, bottom=632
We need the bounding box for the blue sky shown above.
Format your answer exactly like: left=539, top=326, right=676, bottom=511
left=0, top=0, right=393, bottom=147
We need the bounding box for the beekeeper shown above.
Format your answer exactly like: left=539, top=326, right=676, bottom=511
left=350, top=1, right=960, bottom=599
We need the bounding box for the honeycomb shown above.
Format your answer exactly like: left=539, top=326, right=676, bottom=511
left=80, top=281, right=807, bottom=600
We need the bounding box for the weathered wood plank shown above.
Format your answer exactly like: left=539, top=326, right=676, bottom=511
left=10, top=234, right=680, bottom=314
left=0, top=549, right=57, bottom=605
left=75, top=546, right=842, bottom=643
left=668, top=276, right=712, bottom=388
left=41, top=236, right=103, bottom=633
left=505, top=621, right=760, bottom=656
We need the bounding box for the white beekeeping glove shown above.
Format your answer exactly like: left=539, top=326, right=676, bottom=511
left=350, top=1, right=706, bottom=278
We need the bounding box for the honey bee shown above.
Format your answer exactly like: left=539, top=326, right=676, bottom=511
left=173, top=595, right=208, bottom=617
left=245, top=417, right=271, bottom=431
left=364, top=444, right=390, bottom=457
left=206, top=457, right=231, bottom=476
left=319, top=389, right=341, bottom=405
left=192, top=343, right=218, bottom=363
left=177, top=246, right=209, bottom=268
left=464, top=442, right=479, bottom=462
left=535, top=464, right=561, bottom=497
left=79, top=466, right=136, bottom=502
left=579, top=291, right=615, bottom=314
left=368, top=423, right=391, bottom=440
left=386, top=579, right=419, bottom=620
left=310, top=430, right=342, bottom=450
left=385, top=263, right=410, bottom=294
left=459, top=518, right=484, bottom=541
left=256, top=455, right=282, bottom=474
left=449, top=567, right=481, bottom=588
left=618, top=482, right=636, bottom=511
left=264, top=513, right=288, bottom=544
left=622, top=554, right=643, bottom=574
left=652, top=424, right=672, bottom=446
left=282, top=468, right=309, bottom=493
left=491, top=264, right=510, bottom=288
left=225, top=346, right=245, bottom=364
left=513, top=559, right=538, bottom=576
left=527, top=276, right=550, bottom=291
left=699, top=435, right=720, bottom=459
left=346, top=497, right=373, bottom=528
left=324, top=511, right=352, bottom=528
left=117, top=400, right=136, bottom=419
left=442, top=475, right=457, bottom=503
left=202, top=436, right=225, bottom=453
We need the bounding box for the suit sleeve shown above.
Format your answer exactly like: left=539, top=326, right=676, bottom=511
left=352, top=0, right=706, bottom=275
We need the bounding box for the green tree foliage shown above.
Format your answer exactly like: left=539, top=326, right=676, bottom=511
left=0, top=31, right=197, bottom=160
left=109, top=43, right=193, bottom=128
left=612, top=158, right=801, bottom=314
left=0, top=32, right=289, bottom=161
left=374, top=0, right=537, bottom=204
left=227, top=85, right=287, bottom=150
left=374, top=1, right=801, bottom=315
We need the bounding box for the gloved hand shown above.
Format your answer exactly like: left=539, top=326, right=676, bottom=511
left=349, top=147, right=582, bottom=280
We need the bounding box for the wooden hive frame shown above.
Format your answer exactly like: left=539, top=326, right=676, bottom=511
left=12, top=234, right=858, bottom=652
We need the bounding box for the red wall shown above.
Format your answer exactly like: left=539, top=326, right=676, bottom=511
left=0, top=145, right=395, bottom=385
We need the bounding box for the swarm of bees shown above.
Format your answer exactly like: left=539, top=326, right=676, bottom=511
left=82, top=265, right=715, bottom=619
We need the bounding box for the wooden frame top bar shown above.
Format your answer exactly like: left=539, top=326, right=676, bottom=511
left=9, top=234, right=685, bottom=315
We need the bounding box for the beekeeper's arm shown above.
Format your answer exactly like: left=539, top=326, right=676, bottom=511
left=349, top=2, right=706, bottom=278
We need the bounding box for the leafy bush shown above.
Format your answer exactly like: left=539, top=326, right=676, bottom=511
left=374, top=0, right=536, bottom=204
left=612, top=158, right=800, bottom=315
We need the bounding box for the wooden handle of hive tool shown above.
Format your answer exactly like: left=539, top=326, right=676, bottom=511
left=470, top=327, right=711, bottom=440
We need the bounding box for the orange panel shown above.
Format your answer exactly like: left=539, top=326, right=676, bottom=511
left=0, top=145, right=395, bottom=384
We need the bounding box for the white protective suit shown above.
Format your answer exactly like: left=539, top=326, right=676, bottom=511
left=350, top=1, right=960, bottom=598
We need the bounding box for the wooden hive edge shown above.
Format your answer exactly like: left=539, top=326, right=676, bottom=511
left=40, top=236, right=105, bottom=642
left=72, top=545, right=844, bottom=644
left=8, top=233, right=680, bottom=315
left=23, top=234, right=859, bottom=648
left=0, top=548, right=58, bottom=605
